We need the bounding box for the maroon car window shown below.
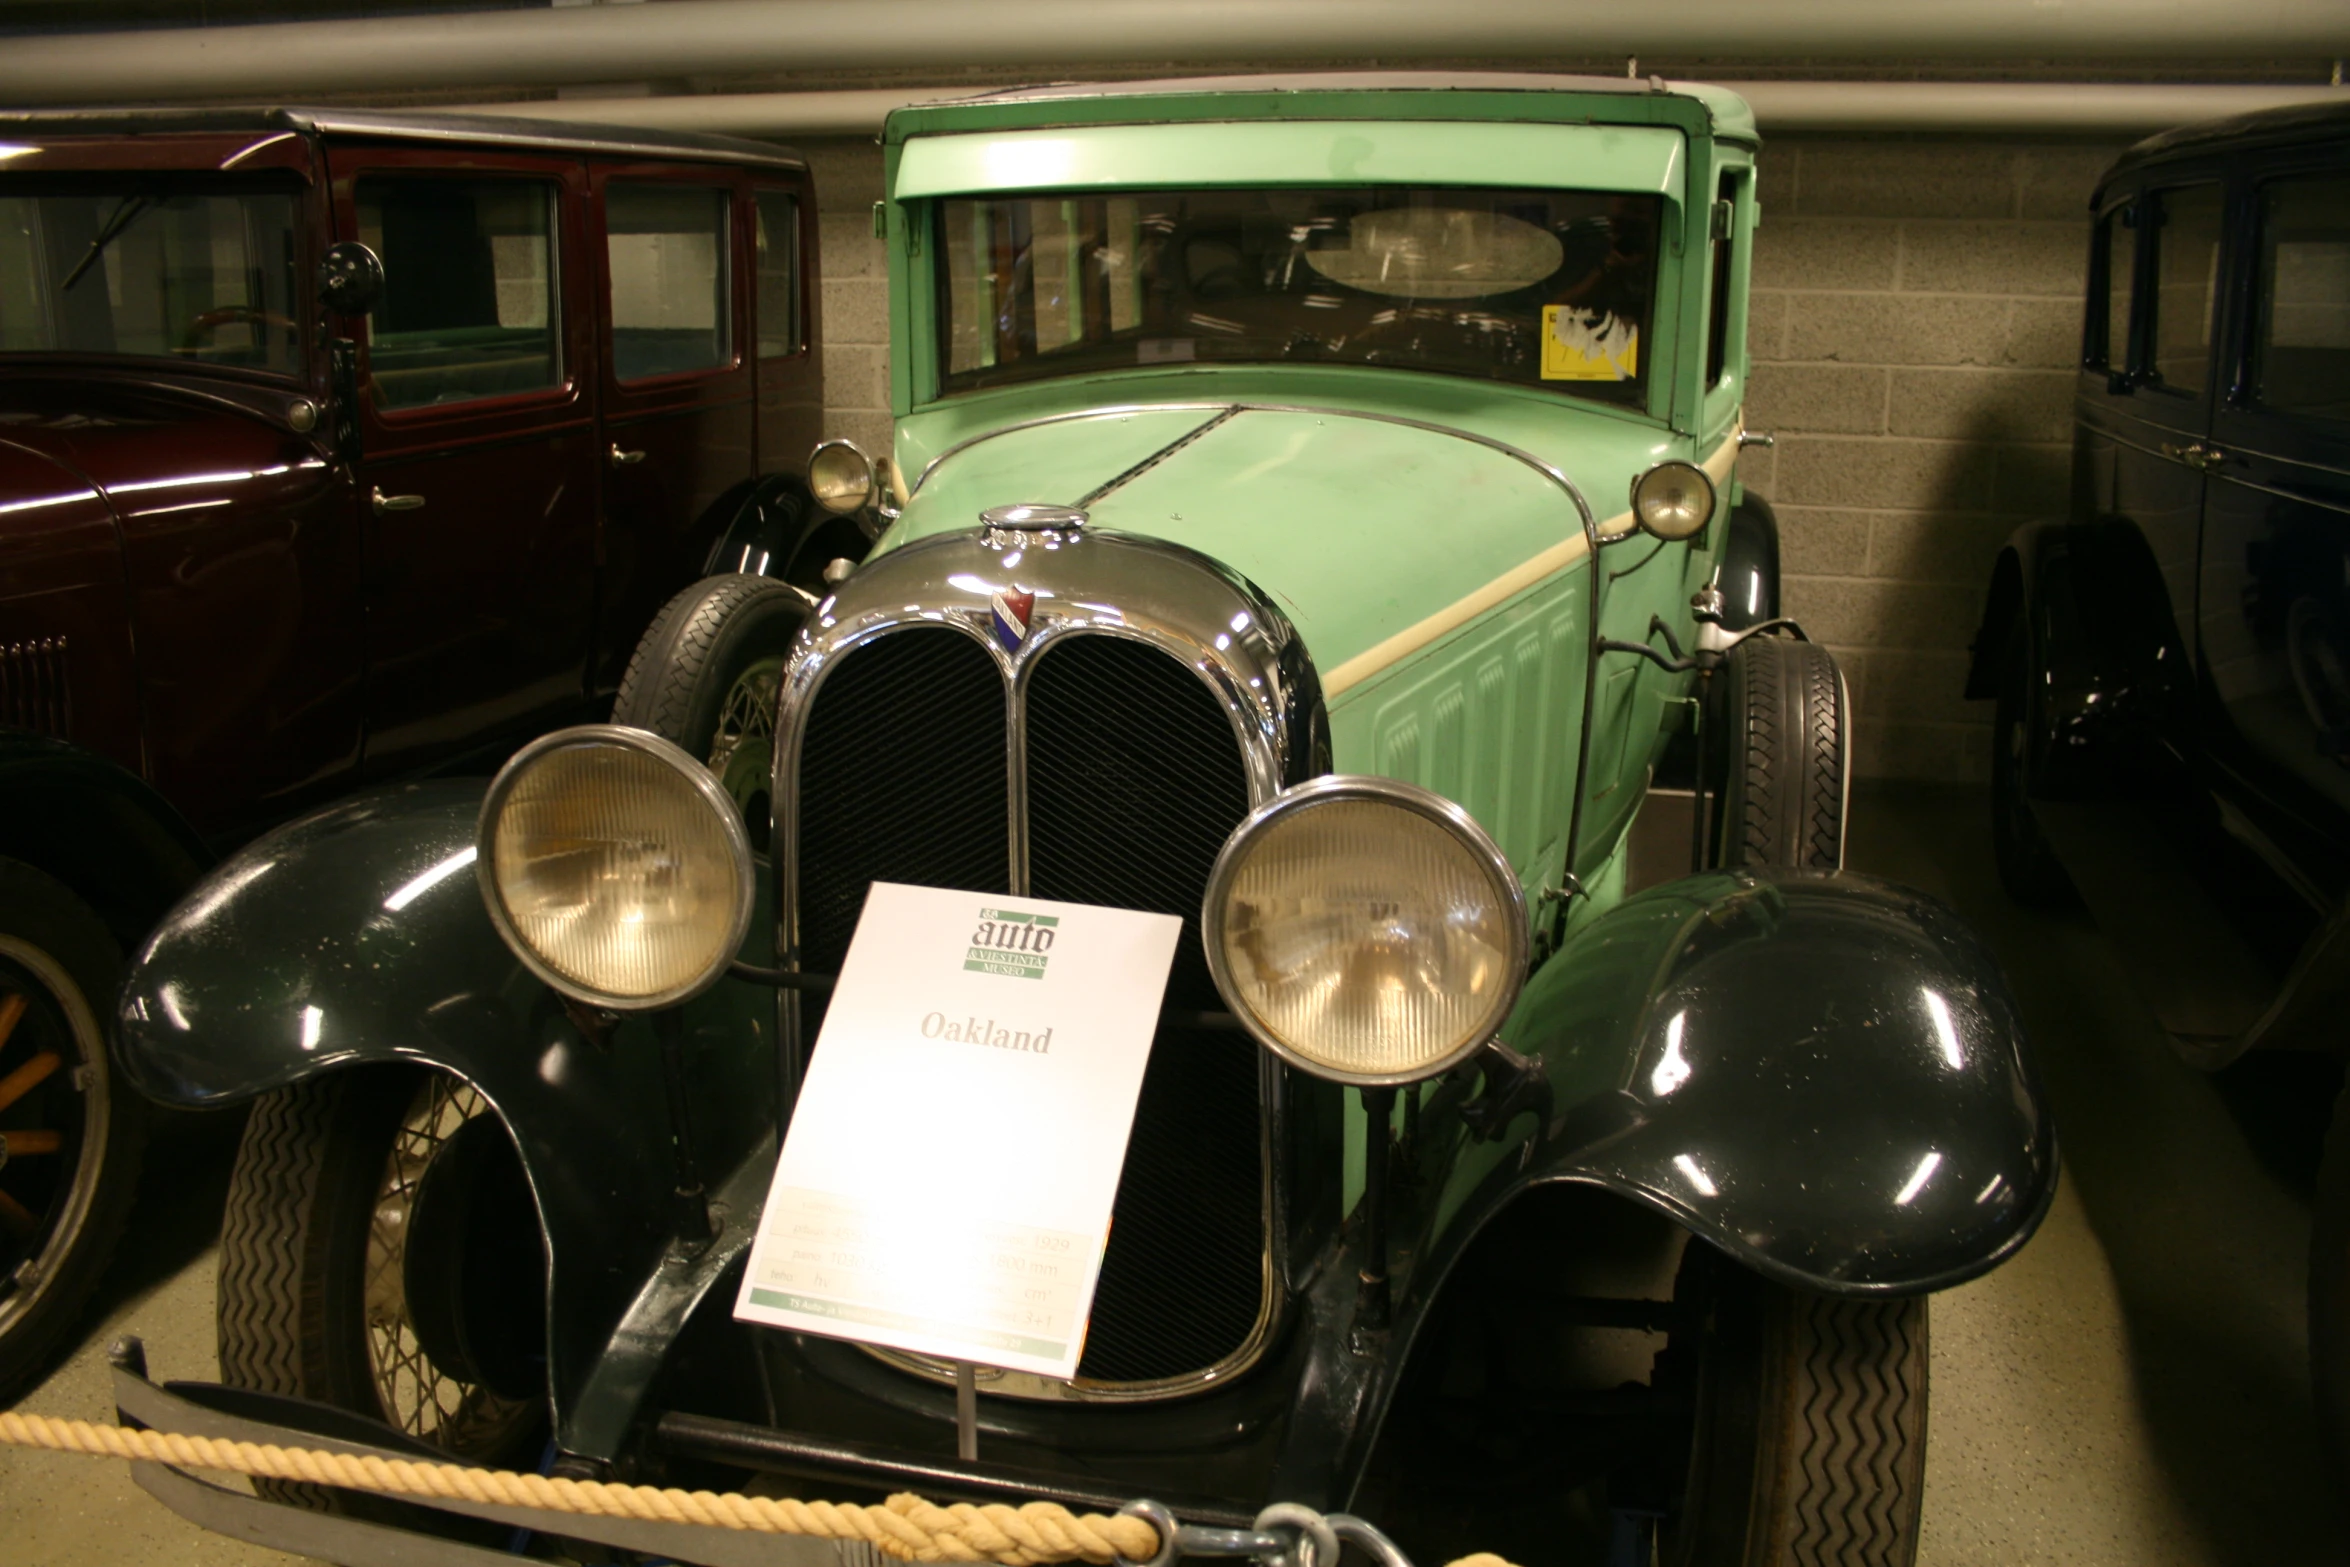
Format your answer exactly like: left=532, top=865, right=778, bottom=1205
left=937, top=186, right=1659, bottom=406
left=2147, top=184, right=2222, bottom=395
left=356, top=176, right=560, bottom=410
left=0, top=184, right=301, bottom=374
left=606, top=182, right=731, bottom=380
left=2251, top=173, right=2350, bottom=424
left=755, top=190, right=800, bottom=359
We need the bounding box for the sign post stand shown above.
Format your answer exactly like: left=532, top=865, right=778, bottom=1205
left=955, top=1361, right=979, bottom=1461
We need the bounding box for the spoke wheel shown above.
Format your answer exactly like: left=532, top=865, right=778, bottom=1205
left=0, top=859, right=143, bottom=1401
left=614, top=574, right=807, bottom=855
left=706, top=653, right=784, bottom=844
left=361, top=1074, right=537, bottom=1452
left=220, top=1067, right=546, bottom=1517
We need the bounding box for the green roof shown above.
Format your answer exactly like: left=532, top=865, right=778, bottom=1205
left=884, top=72, right=1757, bottom=148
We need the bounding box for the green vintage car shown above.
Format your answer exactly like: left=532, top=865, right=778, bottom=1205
left=113, top=75, right=2053, bottom=1567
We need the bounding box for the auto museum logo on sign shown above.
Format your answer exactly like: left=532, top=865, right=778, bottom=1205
left=967, top=905, right=1057, bottom=978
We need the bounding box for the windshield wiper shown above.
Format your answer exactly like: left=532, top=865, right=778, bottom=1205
left=59, top=193, right=156, bottom=293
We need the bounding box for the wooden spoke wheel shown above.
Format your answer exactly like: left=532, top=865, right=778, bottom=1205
left=0, top=858, right=145, bottom=1400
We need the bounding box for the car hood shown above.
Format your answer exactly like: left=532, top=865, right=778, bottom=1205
left=0, top=370, right=329, bottom=505
left=885, top=374, right=1722, bottom=698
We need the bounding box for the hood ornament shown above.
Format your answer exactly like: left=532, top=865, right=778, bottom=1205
left=981, top=502, right=1086, bottom=534
left=979, top=504, right=1084, bottom=650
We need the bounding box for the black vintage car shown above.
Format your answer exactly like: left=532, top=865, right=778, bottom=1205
left=1966, top=98, right=2350, bottom=1484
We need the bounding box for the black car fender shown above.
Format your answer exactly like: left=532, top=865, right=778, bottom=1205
left=1272, top=869, right=2058, bottom=1506
left=700, top=470, right=871, bottom=590
left=112, top=781, right=780, bottom=1449
left=1967, top=517, right=2189, bottom=796
left=1717, top=491, right=1781, bottom=631
left=1486, top=869, right=2054, bottom=1296
left=0, top=728, right=211, bottom=950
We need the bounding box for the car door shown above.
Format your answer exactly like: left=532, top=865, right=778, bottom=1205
left=2197, top=156, right=2350, bottom=885
left=2082, top=170, right=2228, bottom=722
left=328, top=145, right=601, bottom=779
left=591, top=164, right=756, bottom=696
left=752, top=181, right=823, bottom=481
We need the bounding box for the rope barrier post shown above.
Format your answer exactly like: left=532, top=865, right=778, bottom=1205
left=955, top=1360, right=979, bottom=1462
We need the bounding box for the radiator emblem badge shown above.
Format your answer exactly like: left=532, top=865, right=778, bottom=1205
left=990, top=590, right=1036, bottom=653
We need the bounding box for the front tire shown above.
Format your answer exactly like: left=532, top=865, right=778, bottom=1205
left=0, top=858, right=145, bottom=1402
left=1666, top=1258, right=1930, bottom=1567
left=219, top=1068, right=546, bottom=1508
left=1717, top=634, right=1848, bottom=871
left=1990, top=611, right=2075, bottom=907
left=614, top=573, right=808, bottom=852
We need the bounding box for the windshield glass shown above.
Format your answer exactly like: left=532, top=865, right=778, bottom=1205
left=0, top=182, right=303, bottom=375
left=938, top=186, right=1658, bottom=405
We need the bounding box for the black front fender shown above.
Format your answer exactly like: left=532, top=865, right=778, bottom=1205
left=1481, top=869, right=2056, bottom=1295
left=114, top=781, right=779, bottom=1447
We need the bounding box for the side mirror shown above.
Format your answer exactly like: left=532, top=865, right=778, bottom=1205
left=317, top=241, right=384, bottom=317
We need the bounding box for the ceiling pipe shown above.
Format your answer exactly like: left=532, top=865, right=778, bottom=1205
left=464, top=80, right=2350, bottom=139
left=1, top=0, right=2345, bottom=106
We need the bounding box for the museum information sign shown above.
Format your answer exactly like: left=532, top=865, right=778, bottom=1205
left=732, top=881, right=1180, bottom=1378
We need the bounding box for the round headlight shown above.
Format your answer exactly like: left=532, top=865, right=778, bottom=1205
left=1631, top=460, right=1716, bottom=542
left=477, top=725, right=754, bottom=1011
left=1202, top=777, right=1529, bottom=1086
left=808, top=438, right=878, bottom=515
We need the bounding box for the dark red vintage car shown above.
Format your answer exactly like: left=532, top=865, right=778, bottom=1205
left=0, top=105, right=862, bottom=1397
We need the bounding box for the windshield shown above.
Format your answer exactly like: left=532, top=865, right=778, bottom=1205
left=938, top=186, right=1658, bottom=405
left=0, top=181, right=303, bottom=375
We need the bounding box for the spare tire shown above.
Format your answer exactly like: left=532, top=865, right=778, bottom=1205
left=1715, top=633, right=1849, bottom=872
left=613, top=574, right=808, bottom=853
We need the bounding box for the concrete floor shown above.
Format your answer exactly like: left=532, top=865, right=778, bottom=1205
left=1, top=783, right=2344, bottom=1564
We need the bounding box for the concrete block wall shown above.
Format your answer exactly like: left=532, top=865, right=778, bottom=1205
left=797, top=132, right=2129, bottom=780
left=1735, top=139, right=2128, bottom=779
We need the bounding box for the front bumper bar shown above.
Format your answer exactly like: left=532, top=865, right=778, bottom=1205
left=106, top=1338, right=866, bottom=1567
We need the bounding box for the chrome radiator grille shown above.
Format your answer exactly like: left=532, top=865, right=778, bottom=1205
left=795, top=627, right=1009, bottom=975
left=790, top=624, right=1268, bottom=1389
left=1024, top=634, right=1264, bottom=1383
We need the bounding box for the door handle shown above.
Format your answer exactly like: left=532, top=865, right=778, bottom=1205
left=370, top=486, right=425, bottom=515
left=609, top=445, right=646, bottom=467
left=2160, top=441, right=2226, bottom=472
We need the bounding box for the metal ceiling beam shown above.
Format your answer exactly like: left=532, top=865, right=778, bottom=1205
left=463, top=80, right=2350, bottom=138
left=1, top=0, right=2345, bottom=106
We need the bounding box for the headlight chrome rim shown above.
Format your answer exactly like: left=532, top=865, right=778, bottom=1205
left=1630, top=459, right=1716, bottom=542
left=476, top=723, right=756, bottom=1012
left=808, top=437, right=879, bottom=516
left=1201, top=774, right=1530, bottom=1087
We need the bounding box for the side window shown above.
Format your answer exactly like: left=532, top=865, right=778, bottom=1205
left=356, top=177, right=560, bottom=410
left=2147, top=184, right=2223, bottom=395
left=2251, top=172, right=2350, bottom=424
left=755, top=190, right=801, bottom=359
left=606, top=182, right=731, bottom=381
left=2091, top=203, right=2137, bottom=371
left=1704, top=170, right=1741, bottom=389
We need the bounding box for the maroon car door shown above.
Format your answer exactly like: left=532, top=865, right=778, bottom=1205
left=590, top=164, right=756, bottom=695
left=327, top=143, right=601, bottom=777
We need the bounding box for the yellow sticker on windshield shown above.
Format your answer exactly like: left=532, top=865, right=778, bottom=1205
left=1541, top=307, right=1638, bottom=381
